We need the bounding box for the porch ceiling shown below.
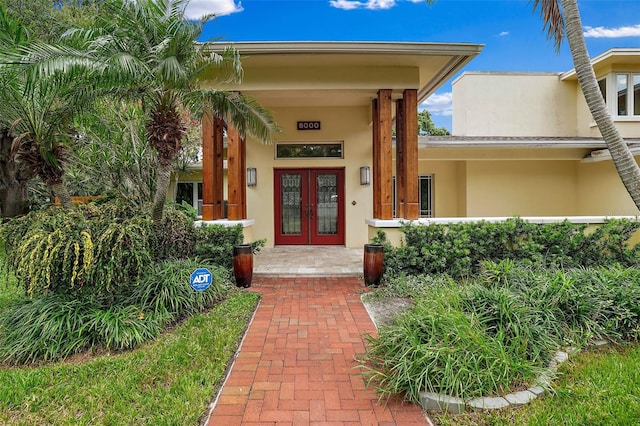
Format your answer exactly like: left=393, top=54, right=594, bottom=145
left=203, top=41, right=484, bottom=108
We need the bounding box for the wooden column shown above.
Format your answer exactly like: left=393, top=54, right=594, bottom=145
left=227, top=125, right=246, bottom=220
left=201, top=114, right=214, bottom=220
left=240, top=134, right=247, bottom=219
left=372, top=98, right=380, bottom=219
left=374, top=89, right=393, bottom=220
left=400, top=89, right=419, bottom=219
left=201, top=115, right=225, bottom=220
left=396, top=98, right=406, bottom=219
left=212, top=118, right=225, bottom=219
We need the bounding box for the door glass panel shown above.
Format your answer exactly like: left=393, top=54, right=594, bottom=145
left=316, top=173, right=338, bottom=235
left=281, top=173, right=302, bottom=235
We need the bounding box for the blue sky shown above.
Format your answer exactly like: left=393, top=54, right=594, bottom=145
left=189, top=0, right=640, bottom=131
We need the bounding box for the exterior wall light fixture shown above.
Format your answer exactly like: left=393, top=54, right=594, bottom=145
left=247, top=167, right=257, bottom=187
left=360, top=166, right=370, bottom=186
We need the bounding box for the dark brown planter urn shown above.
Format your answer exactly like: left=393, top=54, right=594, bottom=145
left=363, top=243, right=384, bottom=286
left=233, top=244, right=253, bottom=288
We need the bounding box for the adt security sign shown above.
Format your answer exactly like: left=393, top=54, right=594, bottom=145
left=190, top=268, right=212, bottom=291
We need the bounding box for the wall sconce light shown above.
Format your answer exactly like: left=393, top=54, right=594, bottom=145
left=360, top=166, right=370, bottom=186
left=247, top=167, right=257, bottom=187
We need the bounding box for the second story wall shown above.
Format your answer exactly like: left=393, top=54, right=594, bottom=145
left=453, top=72, right=577, bottom=137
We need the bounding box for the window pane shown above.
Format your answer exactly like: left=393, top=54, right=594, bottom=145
left=197, top=183, right=203, bottom=215
left=617, top=74, right=628, bottom=116
left=176, top=182, right=194, bottom=206
left=634, top=74, right=640, bottom=116
left=598, top=78, right=607, bottom=103
left=276, top=143, right=343, bottom=158
left=316, top=173, right=338, bottom=235
left=419, top=175, right=433, bottom=218
left=281, top=173, right=302, bottom=235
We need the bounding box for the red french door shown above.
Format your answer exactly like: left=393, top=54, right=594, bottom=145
left=274, top=168, right=345, bottom=245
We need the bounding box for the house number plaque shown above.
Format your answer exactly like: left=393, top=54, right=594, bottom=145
left=297, top=121, right=321, bottom=130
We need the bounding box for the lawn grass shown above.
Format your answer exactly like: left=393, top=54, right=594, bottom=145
left=433, top=344, right=640, bottom=426
left=0, top=290, right=259, bottom=425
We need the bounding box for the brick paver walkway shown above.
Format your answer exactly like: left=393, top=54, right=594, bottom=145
left=205, top=276, right=429, bottom=426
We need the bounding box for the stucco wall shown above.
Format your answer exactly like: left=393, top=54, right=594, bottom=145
left=453, top=73, right=576, bottom=137
left=246, top=105, right=372, bottom=248
left=577, top=160, right=640, bottom=215
left=417, top=160, right=462, bottom=217
left=463, top=160, right=579, bottom=216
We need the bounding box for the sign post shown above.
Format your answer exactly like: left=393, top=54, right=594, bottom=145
left=190, top=268, right=213, bottom=291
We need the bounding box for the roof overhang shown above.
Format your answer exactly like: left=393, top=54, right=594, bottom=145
left=561, top=48, right=640, bottom=81
left=418, top=136, right=640, bottom=162
left=203, top=41, right=483, bottom=107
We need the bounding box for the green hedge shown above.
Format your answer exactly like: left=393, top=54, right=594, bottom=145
left=374, top=218, right=640, bottom=279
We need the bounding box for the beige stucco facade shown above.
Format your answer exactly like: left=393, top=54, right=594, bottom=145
left=175, top=46, right=640, bottom=247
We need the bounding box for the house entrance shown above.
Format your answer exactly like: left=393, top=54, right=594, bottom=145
left=274, top=168, right=345, bottom=245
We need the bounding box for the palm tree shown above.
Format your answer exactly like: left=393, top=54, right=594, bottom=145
left=0, top=4, right=92, bottom=212
left=21, top=0, right=277, bottom=221
left=533, top=0, right=640, bottom=209
left=0, top=64, right=96, bottom=209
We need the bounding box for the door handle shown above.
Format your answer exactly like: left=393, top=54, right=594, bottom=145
left=309, top=204, right=314, bottom=220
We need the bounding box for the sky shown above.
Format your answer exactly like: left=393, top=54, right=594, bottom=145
left=188, top=0, right=640, bottom=131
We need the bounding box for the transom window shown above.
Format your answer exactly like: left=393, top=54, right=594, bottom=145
left=276, top=143, right=343, bottom=159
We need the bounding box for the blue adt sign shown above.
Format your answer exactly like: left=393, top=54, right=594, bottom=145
left=190, top=268, right=212, bottom=291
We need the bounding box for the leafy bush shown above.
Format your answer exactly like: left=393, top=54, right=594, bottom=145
left=0, top=258, right=233, bottom=364
left=194, top=224, right=244, bottom=268
left=0, top=207, right=154, bottom=299
left=361, top=283, right=545, bottom=401
left=378, top=218, right=640, bottom=279
left=362, top=263, right=640, bottom=402
left=151, top=204, right=197, bottom=261
left=128, top=258, right=231, bottom=321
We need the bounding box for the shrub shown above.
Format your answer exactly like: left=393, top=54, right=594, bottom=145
left=361, top=286, right=545, bottom=401
left=379, top=218, right=640, bottom=279
left=362, top=263, right=640, bottom=402
left=128, top=258, right=232, bottom=321
left=194, top=224, right=244, bottom=269
left=0, top=292, right=167, bottom=364
left=151, top=204, right=197, bottom=261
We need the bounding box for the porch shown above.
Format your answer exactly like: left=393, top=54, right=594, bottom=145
left=253, top=246, right=362, bottom=276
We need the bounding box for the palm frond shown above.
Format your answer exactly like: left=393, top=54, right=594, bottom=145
left=201, top=90, right=279, bottom=143
left=531, top=0, right=564, bottom=52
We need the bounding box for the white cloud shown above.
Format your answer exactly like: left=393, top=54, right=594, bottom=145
left=499, top=31, right=509, bottom=37
left=183, top=0, right=243, bottom=19
left=420, top=92, right=452, bottom=116
left=330, top=0, right=397, bottom=10
left=583, top=24, right=640, bottom=38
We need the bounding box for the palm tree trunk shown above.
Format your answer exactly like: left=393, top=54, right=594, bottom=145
left=0, top=129, right=29, bottom=217
left=152, top=161, right=172, bottom=222
left=561, top=0, right=640, bottom=209
left=51, top=182, right=73, bottom=209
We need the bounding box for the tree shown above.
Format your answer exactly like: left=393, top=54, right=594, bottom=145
left=0, top=63, right=97, bottom=209
left=0, top=5, right=33, bottom=217
left=533, top=0, right=640, bottom=209
left=418, top=110, right=450, bottom=136
left=25, top=0, right=278, bottom=222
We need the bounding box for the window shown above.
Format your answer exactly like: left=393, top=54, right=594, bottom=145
left=176, top=182, right=203, bottom=215
left=616, top=73, right=640, bottom=117
left=419, top=175, right=433, bottom=218
left=391, top=175, right=434, bottom=218
left=276, top=143, right=343, bottom=159
left=598, top=78, right=607, bottom=102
